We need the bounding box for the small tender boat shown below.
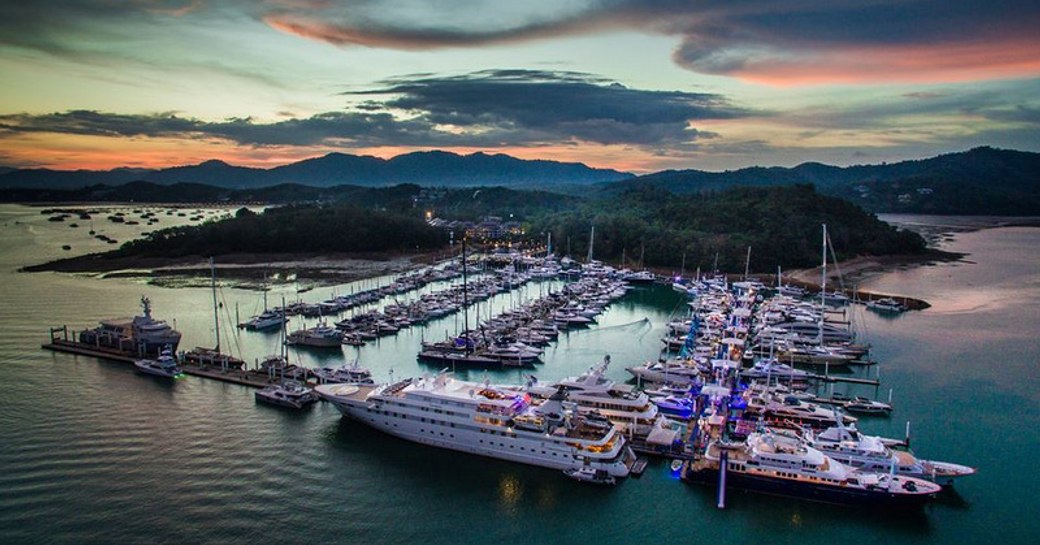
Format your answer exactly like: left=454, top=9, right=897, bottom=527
left=563, top=467, right=617, bottom=485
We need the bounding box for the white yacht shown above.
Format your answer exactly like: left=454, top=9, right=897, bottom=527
left=744, top=389, right=857, bottom=430
left=239, top=308, right=285, bottom=331
left=525, top=356, right=663, bottom=436
left=286, top=323, right=343, bottom=348
left=134, top=346, right=184, bottom=378
left=741, top=358, right=813, bottom=383
left=841, top=396, right=893, bottom=415
left=801, top=424, right=976, bottom=485
left=313, top=360, right=375, bottom=385
left=626, top=359, right=705, bottom=386
left=316, top=374, right=634, bottom=479
left=686, top=431, right=941, bottom=507
left=255, top=380, right=318, bottom=409
left=867, top=297, right=906, bottom=313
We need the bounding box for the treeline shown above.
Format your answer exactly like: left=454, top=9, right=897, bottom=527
left=72, top=183, right=924, bottom=271
left=111, top=204, right=447, bottom=258
left=425, top=186, right=582, bottom=220
left=528, top=185, right=926, bottom=272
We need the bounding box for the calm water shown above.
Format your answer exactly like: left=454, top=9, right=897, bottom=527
left=1, top=205, right=1038, bottom=544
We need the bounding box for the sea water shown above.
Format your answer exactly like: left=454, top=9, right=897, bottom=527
left=1, top=205, right=1037, bottom=544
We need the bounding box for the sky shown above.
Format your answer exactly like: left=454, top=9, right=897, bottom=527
left=0, top=0, right=1038, bottom=173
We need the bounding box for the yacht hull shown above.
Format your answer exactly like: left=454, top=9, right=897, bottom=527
left=683, top=468, right=933, bottom=508
left=325, top=396, right=630, bottom=478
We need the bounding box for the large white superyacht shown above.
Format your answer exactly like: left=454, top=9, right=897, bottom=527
left=316, top=373, right=634, bottom=479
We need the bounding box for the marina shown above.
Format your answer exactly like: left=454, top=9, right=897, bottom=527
left=2, top=206, right=1038, bottom=545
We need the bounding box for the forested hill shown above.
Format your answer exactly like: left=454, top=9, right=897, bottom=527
left=601, top=147, right=1040, bottom=215
left=30, top=184, right=926, bottom=275
left=108, top=205, right=447, bottom=258
left=530, top=184, right=927, bottom=273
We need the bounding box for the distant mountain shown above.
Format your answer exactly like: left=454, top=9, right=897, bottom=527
left=0, top=151, right=633, bottom=190
left=601, top=147, right=1040, bottom=214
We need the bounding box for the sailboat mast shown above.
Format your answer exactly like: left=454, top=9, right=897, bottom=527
left=462, top=236, right=469, bottom=342
left=819, top=224, right=828, bottom=344
left=744, top=246, right=751, bottom=280
left=587, top=225, right=595, bottom=263
left=821, top=224, right=828, bottom=299
left=210, top=257, right=220, bottom=353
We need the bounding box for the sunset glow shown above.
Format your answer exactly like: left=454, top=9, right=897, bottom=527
left=1, top=1, right=1037, bottom=172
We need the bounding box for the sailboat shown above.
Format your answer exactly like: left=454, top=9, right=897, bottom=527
left=238, top=274, right=285, bottom=330
left=182, top=258, right=246, bottom=371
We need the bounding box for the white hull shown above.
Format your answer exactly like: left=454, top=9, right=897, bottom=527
left=326, top=397, right=630, bottom=477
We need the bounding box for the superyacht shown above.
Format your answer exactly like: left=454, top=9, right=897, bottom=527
left=798, top=424, right=976, bottom=485
left=316, top=373, right=634, bottom=479
left=685, top=431, right=942, bottom=507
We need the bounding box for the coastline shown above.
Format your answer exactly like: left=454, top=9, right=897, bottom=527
left=20, top=250, right=450, bottom=289
left=785, top=248, right=964, bottom=289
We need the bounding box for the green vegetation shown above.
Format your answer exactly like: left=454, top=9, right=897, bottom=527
left=39, top=183, right=924, bottom=273
left=111, top=204, right=446, bottom=257
left=528, top=185, right=926, bottom=272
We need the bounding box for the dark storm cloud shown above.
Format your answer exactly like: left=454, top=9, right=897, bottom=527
left=0, top=70, right=750, bottom=149
left=6, top=2, right=1036, bottom=83
left=260, top=0, right=1040, bottom=82
left=352, top=70, right=747, bottom=146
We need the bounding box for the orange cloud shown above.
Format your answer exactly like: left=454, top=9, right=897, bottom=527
left=726, top=39, right=1040, bottom=86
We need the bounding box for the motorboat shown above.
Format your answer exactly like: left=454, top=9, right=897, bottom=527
left=867, top=298, right=907, bottom=313
left=255, top=380, right=318, bottom=409
left=134, top=346, right=184, bottom=378
left=286, top=324, right=343, bottom=348
left=313, top=360, right=375, bottom=385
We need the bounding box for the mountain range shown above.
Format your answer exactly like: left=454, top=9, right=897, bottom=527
left=603, top=147, right=1040, bottom=215
left=2, top=147, right=1038, bottom=214
left=0, top=150, right=633, bottom=190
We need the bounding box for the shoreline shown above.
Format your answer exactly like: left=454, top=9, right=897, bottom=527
left=784, top=248, right=964, bottom=288
left=21, top=250, right=451, bottom=289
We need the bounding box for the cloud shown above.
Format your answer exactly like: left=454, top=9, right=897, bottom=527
left=0, top=69, right=749, bottom=149
left=6, top=2, right=1036, bottom=86
left=352, top=69, right=746, bottom=147
left=258, top=0, right=1040, bottom=85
